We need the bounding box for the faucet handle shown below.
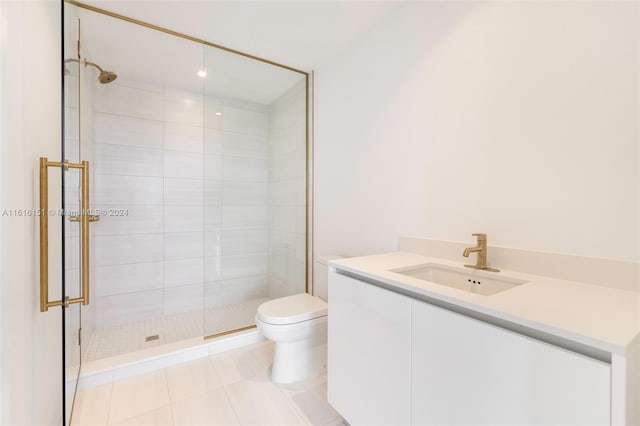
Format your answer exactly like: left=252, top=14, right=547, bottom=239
left=472, top=233, right=487, bottom=240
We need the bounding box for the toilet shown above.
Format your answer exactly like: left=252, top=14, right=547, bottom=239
left=256, top=256, right=341, bottom=384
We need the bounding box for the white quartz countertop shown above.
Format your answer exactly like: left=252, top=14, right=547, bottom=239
left=330, top=252, right=640, bottom=355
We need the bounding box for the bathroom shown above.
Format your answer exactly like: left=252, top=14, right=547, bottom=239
left=0, top=0, right=638, bottom=425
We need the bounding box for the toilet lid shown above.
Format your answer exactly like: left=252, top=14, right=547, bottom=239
left=257, top=293, right=327, bottom=325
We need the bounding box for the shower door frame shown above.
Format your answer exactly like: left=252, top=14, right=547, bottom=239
left=63, top=0, right=314, bottom=341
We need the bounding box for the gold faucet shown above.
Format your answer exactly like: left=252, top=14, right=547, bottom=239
left=463, top=233, right=499, bottom=272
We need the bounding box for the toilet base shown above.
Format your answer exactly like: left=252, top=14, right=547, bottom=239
left=271, top=336, right=327, bottom=384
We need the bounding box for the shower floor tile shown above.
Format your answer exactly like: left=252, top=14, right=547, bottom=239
left=83, top=297, right=270, bottom=362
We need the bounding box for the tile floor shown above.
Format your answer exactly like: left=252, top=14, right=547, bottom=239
left=84, top=298, right=270, bottom=362
left=72, top=340, right=343, bottom=426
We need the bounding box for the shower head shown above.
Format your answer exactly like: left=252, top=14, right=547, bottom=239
left=85, top=60, right=118, bottom=84
left=64, top=58, right=118, bottom=84
left=98, top=70, right=118, bottom=84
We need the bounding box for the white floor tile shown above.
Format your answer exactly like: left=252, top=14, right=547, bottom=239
left=108, top=370, right=170, bottom=424
left=71, top=382, right=113, bottom=426
left=75, top=332, right=341, bottom=426
left=109, top=405, right=173, bottom=426
left=209, top=344, right=270, bottom=386
left=165, top=357, right=221, bottom=402
left=287, top=382, right=340, bottom=426
left=225, top=379, right=308, bottom=426
left=171, top=388, right=239, bottom=426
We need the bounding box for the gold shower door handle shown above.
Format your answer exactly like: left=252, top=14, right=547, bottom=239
left=39, top=157, right=91, bottom=312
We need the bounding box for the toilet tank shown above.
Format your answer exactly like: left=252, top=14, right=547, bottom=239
left=314, top=255, right=343, bottom=301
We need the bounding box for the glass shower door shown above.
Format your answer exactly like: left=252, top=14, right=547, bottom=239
left=63, top=6, right=83, bottom=424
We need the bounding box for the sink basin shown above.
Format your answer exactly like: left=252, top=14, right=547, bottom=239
left=390, top=263, right=527, bottom=296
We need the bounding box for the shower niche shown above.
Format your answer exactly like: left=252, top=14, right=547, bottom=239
left=70, top=5, right=309, bottom=363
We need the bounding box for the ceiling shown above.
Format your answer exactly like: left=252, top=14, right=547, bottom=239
left=75, top=1, right=400, bottom=104
left=81, top=1, right=399, bottom=70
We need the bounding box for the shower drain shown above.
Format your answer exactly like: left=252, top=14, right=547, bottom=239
left=145, top=334, right=160, bottom=342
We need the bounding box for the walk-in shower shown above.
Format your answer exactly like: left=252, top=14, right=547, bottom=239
left=56, top=1, right=310, bottom=422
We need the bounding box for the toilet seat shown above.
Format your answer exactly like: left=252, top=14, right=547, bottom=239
left=257, top=293, right=327, bottom=325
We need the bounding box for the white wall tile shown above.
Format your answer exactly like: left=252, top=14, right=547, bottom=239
left=164, top=90, right=203, bottom=126
left=94, top=234, right=163, bottom=266
left=164, top=205, right=204, bottom=233
left=205, top=128, right=222, bottom=155
left=163, top=232, right=204, bottom=261
left=270, top=126, right=302, bottom=158
left=270, top=150, right=296, bottom=182
left=205, top=281, right=223, bottom=309
left=164, top=122, right=203, bottom=153
left=222, top=254, right=268, bottom=279
left=270, top=206, right=296, bottom=233
left=95, top=289, right=163, bottom=327
left=294, top=147, right=307, bottom=179
left=65, top=107, right=79, bottom=140
left=205, top=258, right=222, bottom=282
left=223, top=156, right=268, bottom=182
left=205, top=180, right=222, bottom=206
left=222, top=106, right=268, bottom=137
left=164, top=257, right=204, bottom=287
left=94, top=113, right=163, bottom=149
left=92, top=84, right=278, bottom=330
left=95, top=262, right=163, bottom=297
left=164, top=284, right=204, bottom=315
left=205, top=231, right=222, bottom=258
left=94, top=84, right=162, bottom=121
left=222, top=181, right=268, bottom=206
left=65, top=236, right=80, bottom=270
left=223, top=132, right=268, bottom=159
left=93, top=205, right=163, bottom=236
left=222, top=229, right=268, bottom=256
left=204, top=155, right=222, bottom=181
left=295, top=205, right=307, bottom=235
left=94, top=175, right=162, bottom=205
left=204, top=96, right=223, bottom=130
left=270, top=230, right=296, bottom=249
left=222, top=275, right=269, bottom=304
left=205, top=205, right=222, bottom=231
left=164, top=178, right=204, bottom=206
left=164, top=150, right=203, bottom=179
left=270, top=179, right=304, bottom=206
left=223, top=206, right=268, bottom=228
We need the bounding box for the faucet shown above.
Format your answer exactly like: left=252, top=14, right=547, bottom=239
left=463, top=233, right=499, bottom=272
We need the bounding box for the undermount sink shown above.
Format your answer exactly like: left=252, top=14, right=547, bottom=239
left=390, top=263, right=528, bottom=296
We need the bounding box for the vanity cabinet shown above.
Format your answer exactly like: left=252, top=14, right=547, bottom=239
left=327, top=272, right=412, bottom=425
left=328, top=271, right=612, bottom=426
left=411, top=299, right=610, bottom=425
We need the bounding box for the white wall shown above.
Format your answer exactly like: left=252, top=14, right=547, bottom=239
left=268, top=78, right=307, bottom=298
left=315, top=1, right=639, bottom=263
left=0, top=1, right=63, bottom=424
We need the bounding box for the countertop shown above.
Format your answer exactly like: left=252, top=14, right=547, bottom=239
left=330, top=252, right=640, bottom=355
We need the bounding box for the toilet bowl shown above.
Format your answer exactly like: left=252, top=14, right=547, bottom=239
left=256, top=293, right=328, bottom=383
left=256, top=256, right=341, bottom=384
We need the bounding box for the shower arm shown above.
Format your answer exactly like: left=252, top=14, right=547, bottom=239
left=64, top=58, right=105, bottom=73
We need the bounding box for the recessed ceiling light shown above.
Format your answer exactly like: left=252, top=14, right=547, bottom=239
left=215, top=112, right=222, bottom=116
left=197, top=70, right=207, bottom=78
